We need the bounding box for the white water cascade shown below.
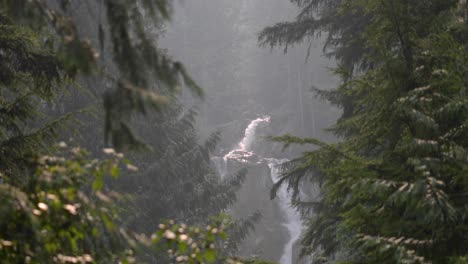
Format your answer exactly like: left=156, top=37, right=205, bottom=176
left=224, top=116, right=271, bottom=162
left=212, top=116, right=271, bottom=178
left=212, top=156, right=228, bottom=179
left=266, top=158, right=303, bottom=264
left=212, top=117, right=304, bottom=264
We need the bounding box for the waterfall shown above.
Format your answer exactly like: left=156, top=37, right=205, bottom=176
left=212, top=156, right=228, bottom=179
left=266, top=158, right=303, bottom=264
left=237, top=116, right=271, bottom=152
left=223, top=116, right=270, bottom=162
left=211, top=116, right=270, bottom=178
left=212, top=117, right=305, bottom=264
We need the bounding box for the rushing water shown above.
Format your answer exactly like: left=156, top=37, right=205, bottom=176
left=266, top=158, right=302, bottom=264
left=212, top=156, right=228, bottom=179
left=212, top=117, right=303, bottom=264
left=224, top=116, right=270, bottom=162
left=212, top=116, right=271, bottom=179
left=238, top=116, right=271, bottom=152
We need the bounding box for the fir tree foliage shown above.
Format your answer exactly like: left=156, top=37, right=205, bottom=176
left=115, top=102, right=255, bottom=261
left=1, top=0, right=202, bottom=150
left=0, top=0, right=250, bottom=263
left=258, top=0, right=369, bottom=119
left=264, top=0, right=468, bottom=263
left=0, top=10, right=70, bottom=184
left=122, top=104, right=246, bottom=233
left=258, top=0, right=370, bottom=73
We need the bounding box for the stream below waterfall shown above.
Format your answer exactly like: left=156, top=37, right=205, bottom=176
left=266, top=158, right=303, bottom=264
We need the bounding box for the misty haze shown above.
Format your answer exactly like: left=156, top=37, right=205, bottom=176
left=0, top=1, right=467, bottom=264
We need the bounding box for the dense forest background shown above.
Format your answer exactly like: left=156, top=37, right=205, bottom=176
left=0, top=0, right=467, bottom=264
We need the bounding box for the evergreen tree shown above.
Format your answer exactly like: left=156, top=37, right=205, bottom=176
left=258, top=0, right=370, bottom=120
left=0, top=0, right=244, bottom=263
left=115, top=103, right=247, bottom=262
left=259, top=0, right=369, bottom=73
left=0, top=4, right=80, bottom=191
left=2, top=0, right=202, bottom=150
left=264, top=0, right=468, bottom=263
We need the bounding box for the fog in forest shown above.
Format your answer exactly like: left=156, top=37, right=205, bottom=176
left=2, top=1, right=466, bottom=264
left=158, top=1, right=339, bottom=262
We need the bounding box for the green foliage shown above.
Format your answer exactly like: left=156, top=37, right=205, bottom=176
left=264, top=0, right=468, bottom=263
left=0, top=2, right=140, bottom=262
left=152, top=215, right=229, bottom=263
left=258, top=0, right=367, bottom=121
left=258, top=0, right=370, bottom=74
left=0, top=144, right=244, bottom=263
left=1, top=0, right=202, bottom=150
left=451, top=256, right=468, bottom=264
left=233, top=260, right=277, bottom=264
left=0, top=10, right=70, bottom=179
left=101, top=0, right=204, bottom=149
left=0, top=1, right=251, bottom=263
left=0, top=145, right=139, bottom=263
left=118, top=108, right=253, bottom=261
left=119, top=105, right=246, bottom=231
